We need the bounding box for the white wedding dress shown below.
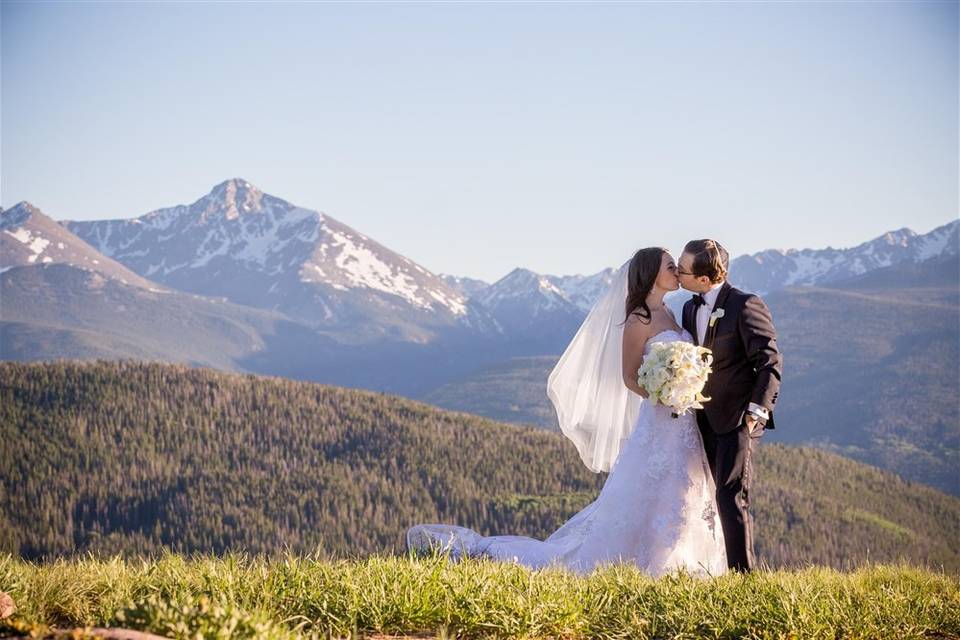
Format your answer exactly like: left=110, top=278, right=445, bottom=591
left=406, top=327, right=727, bottom=577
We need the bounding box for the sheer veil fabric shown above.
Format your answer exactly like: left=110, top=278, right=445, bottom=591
left=546, top=259, right=638, bottom=473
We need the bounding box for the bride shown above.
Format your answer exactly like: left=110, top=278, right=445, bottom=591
left=406, top=248, right=727, bottom=576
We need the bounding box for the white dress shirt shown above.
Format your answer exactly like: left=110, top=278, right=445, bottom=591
left=695, top=281, right=725, bottom=347
left=695, top=281, right=769, bottom=422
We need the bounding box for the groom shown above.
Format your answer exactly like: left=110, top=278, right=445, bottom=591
left=678, top=239, right=783, bottom=572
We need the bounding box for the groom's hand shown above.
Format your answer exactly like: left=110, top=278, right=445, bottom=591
left=745, top=403, right=768, bottom=435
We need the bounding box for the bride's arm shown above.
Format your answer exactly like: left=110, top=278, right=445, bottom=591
left=621, top=317, right=650, bottom=399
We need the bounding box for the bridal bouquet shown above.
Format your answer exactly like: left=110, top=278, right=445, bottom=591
left=637, top=341, right=713, bottom=417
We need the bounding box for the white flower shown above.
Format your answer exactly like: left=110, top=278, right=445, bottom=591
left=709, top=308, right=725, bottom=327
left=637, top=340, right=713, bottom=418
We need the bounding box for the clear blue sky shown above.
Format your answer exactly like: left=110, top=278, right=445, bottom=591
left=3, top=1, right=957, bottom=282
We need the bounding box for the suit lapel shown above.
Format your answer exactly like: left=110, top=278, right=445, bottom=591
left=703, top=282, right=732, bottom=350
left=683, top=300, right=699, bottom=346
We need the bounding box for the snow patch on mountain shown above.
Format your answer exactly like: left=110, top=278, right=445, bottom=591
left=916, top=223, right=956, bottom=261
left=5, top=227, right=51, bottom=262
left=325, top=227, right=430, bottom=308
left=228, top=206, right=320, bottom=272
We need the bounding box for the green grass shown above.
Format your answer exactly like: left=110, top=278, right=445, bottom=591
left=1, top=552, right=957, bottom=639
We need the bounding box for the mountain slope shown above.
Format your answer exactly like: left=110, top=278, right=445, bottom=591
left=440, top=273, right=491, bottom=299
left=423, top=355, right=561, bottom=427
left=65, top=179, right=494, bottom=343
left=1, top=202, right=158, bottom=289
left=546, top=267, right=620, bottom=312
left=765, top=260, right=959, bottom=494
left=472, top=268, right=585, bottom=353
left=0, top=202, right=349, bottom=371
left=0, top=261, right=494, bottom=396
left=0, top=208, right=505, bottom=396
left=0, top=263, right=337, bottom=370
left=2, top=361, right=958, bottom=570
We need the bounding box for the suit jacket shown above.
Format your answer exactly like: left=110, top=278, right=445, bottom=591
left=682, top=281, right=783, bottom=434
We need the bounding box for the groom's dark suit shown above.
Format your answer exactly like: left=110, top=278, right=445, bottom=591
left=682, top=281, right=782, bottom=572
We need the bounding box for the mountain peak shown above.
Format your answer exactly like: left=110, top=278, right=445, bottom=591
left=496, top=267, right=545, bottom=284
left=485, top=267, right=567, bottom=303
left=203, top=178, right=265, bottom=220
left=879, top=228, right=917, bottom=246
left=1, top=201, right=45, bottom=230
left=210, top=177, right=261, bottom=195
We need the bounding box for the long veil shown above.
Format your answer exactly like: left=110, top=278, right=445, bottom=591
left=546, top=258, right=642, bottom=473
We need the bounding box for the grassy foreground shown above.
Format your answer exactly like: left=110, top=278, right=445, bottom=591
left=1, top=552, right=958, bottom=639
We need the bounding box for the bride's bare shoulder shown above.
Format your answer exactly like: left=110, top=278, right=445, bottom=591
left=623, top=311, right=655, bottom=336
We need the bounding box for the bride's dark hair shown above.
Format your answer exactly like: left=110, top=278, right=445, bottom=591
left=622, top=247, right=668, bottom=325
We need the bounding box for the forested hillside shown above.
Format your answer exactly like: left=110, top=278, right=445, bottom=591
left=2, top=361, right=957, bottom=570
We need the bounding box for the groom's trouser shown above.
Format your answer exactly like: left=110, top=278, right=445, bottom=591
left=697, top=416, right=762, bottom=572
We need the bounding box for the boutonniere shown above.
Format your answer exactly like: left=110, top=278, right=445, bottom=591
left=709, top=308, right=725, bottom=327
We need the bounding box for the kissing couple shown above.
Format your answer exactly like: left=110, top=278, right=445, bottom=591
left=408, top=239, right=783, bottom=576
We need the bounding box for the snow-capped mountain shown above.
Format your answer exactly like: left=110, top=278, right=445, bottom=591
left=0, top=201, right=318, bottom=375
left=470, top=268, right=585, bottom=349
left=465, top=266, right=618, bottom=319
left=3, top=182, right=957, bottom=402
left=461, top=263, right=670, bottom=344
left=65, top=179, right=488, bottom=341
left=440, top=274, right=491, bottom=299
left=476, top=268, right=574, bottom=312
left=728, top=220, right=959, bottom=295
left=546, top=267, right=620, bottom=313
left=12, top=174, right=956, bottom=360
left=1, top=202, right=159, bottom=289
left=461, top=221, right=958, bottom=330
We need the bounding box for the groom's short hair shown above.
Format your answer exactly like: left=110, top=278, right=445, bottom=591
left=683, top=239, right=729, bottom=284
